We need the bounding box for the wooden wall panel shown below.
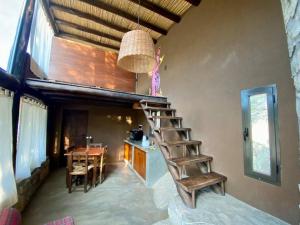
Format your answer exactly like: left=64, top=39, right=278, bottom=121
left=48, top=37, right=136, bottom=92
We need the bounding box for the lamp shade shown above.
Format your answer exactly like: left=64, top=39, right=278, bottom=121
left=117, top=30, right=156, bottom=73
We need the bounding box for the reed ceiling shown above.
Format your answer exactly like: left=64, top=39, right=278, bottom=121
left=42, top=0, right=202, bottom=52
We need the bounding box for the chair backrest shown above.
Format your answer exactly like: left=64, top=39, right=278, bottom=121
left=65, top=146, right=75, bottom=153
left=67, top=152, right=88, bottom=174
left=89, top=143, right=102, bottom=148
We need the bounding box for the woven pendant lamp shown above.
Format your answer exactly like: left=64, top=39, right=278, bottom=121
left=117, top=30, right=156, bottom=73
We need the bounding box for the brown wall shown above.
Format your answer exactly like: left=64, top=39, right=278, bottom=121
left=60, top=105, right=138, bottom=163
left=137, top=0, right=300, bottom=224
left=48, top=37, right=136, bottom=92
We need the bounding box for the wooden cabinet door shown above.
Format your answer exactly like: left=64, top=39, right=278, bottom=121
left=124, top=143, right=132, bottom=163
left=133, top=147, right=146, bottom=179
left=139, top=150, right=146, bottom=179
left=133, top=147, right=139, bottom=172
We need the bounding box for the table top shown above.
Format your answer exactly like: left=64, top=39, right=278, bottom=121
left=64, top=147, right=104, bottom=156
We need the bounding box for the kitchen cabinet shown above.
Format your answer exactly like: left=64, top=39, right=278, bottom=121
left=124, top=143, right=132, bottom=163
left=133, top=147, right=146, bottom=179
left=123, top=140, right=167, bottom=187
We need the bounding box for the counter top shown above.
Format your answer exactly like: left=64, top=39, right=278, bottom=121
left=124, top=139, right=159, bottom=152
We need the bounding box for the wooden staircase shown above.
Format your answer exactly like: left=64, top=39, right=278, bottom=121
left=140, top=99, right=227, bottom=208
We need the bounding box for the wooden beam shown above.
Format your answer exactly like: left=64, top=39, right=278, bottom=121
left=185, top=0, right=202, bottom=6
left=50, top=3, right=130, bottom=33
left=59, top=32, right=120, bottom=51
left=41, top=0, right=59, bottom=35
left=57, top=19, right=157, bottom=44
left=56, top=19, right=121, bottom=42
left=8, top=0, right=36, bottom=81
left=26, top=78, right=168, bottom=103
left=0, top=68, right=20, bottom=91
left=78, top=0, right=168, bottom=35
left=128, top=0, right=181, bottom=23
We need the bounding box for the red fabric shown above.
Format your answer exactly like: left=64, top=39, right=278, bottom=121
left=0, top=208, right=21, bottom=225
left=44, top=216, right=75, bottom=225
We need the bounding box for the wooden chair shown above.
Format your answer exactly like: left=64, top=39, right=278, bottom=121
left=89, top=143, right=102, bottom=148
left=67, top=152, right=94, bottom=193
left=99, top=145, right=108, bottom=184
left=65, top=146, right=75, bottom=187
left=93, top=145, right=108, bottom=185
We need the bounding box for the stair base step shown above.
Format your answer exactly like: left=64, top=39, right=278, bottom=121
left=176, top=172, right=227, bottom=193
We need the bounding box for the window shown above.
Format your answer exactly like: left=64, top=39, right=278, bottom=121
left=0, top=88, right=18, bottom=209
left=0, top=0, right=25, bottom=70
left=29, top=0, right=54, bottom=76
left=15, top=96, right=47, bottom=181
left=241, top=84, right=280, bottom=185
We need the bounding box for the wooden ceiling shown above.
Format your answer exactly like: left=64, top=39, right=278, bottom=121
left=41, top=0, right=201, bottom=52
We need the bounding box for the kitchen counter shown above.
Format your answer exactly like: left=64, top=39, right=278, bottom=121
left=124, top=139, right=167, bottom=187
left=124, top=139, right=158, bottom=152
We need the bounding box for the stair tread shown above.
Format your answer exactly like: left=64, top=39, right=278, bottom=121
left=177, top=172, right=227, bottom=193
left=168, top=154, right=212, bottom=166
left=148, top=116, right=182, bottom=119
left=157, top=127, right=191, bottom=131
left=161, top=140, right=202, bottom=146
left=140, top=100, right=171, bottom=104
left=144, top=107, right=176, bottom=111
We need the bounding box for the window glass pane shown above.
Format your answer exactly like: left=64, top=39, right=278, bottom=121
left=0, top=0, right=24, bottom=70
left=249, top=93, right=271, bottom=175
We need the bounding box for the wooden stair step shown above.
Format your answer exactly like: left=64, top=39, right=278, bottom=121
left=148, top=116, right=182, bottom=120
left=140, top=100, right=171, bottom=106
left=144, top=107, right=176, bottom=112
left=176, top=172, right=227, bottom=193
left=160, top=140, right=202, bottom=147
left=157, top=127, right=191, bottom=132
left=168, top=154, right=212, bottom=167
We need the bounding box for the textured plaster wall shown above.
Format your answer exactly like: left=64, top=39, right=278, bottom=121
left=62, top=105, right=138, bottom=162
left=137, top=0, right=300, bottom=223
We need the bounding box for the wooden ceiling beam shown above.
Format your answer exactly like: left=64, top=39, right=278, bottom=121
left=41, top=0, right=59, bottom=35
left=50, top=3, right=130, bottom=33
left=128, top=0, right=181, bottom=23
left=56, top=19, right=122, bottom=42
left=59, top=32, right=120, bottom=51
left=185, top=0, right=202, bottom=6
left=78, top=0, right=168, bottom=35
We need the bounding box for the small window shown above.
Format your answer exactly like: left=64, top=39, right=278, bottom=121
left=241, top=84, right=280, bottom=185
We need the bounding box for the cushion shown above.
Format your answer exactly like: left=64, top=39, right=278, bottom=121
left=44, top=216, right=75, bottom=225
left=0, top=208, right=21, bottom=225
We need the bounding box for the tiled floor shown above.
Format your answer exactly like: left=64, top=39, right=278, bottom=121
left=22, top=163, right=168, bottom=225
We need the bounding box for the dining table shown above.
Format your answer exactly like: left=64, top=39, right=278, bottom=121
left=65, top=146, right=105, bottom=187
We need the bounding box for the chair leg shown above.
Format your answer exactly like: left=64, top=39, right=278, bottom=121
left=66, top=168, right=68, bottom=188
left=84, top=174, right=87, bottom=193
left=93, top=167, right=96, bottom=187
left=68, top=175, right=72, bottom=193
left=99, top=167, right=103, bottom=184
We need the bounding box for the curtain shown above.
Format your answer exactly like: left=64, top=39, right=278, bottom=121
left=28, top=0, right=54, bottom=77
left=15, top=97, right=47, bottom=182
left=0, top=88, right=18, bottom=210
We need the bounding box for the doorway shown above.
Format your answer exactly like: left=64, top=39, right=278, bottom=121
left=60, top=110, right=89, bottom=166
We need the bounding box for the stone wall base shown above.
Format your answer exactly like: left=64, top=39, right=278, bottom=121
left=14, top=159, right=50, bottom=212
